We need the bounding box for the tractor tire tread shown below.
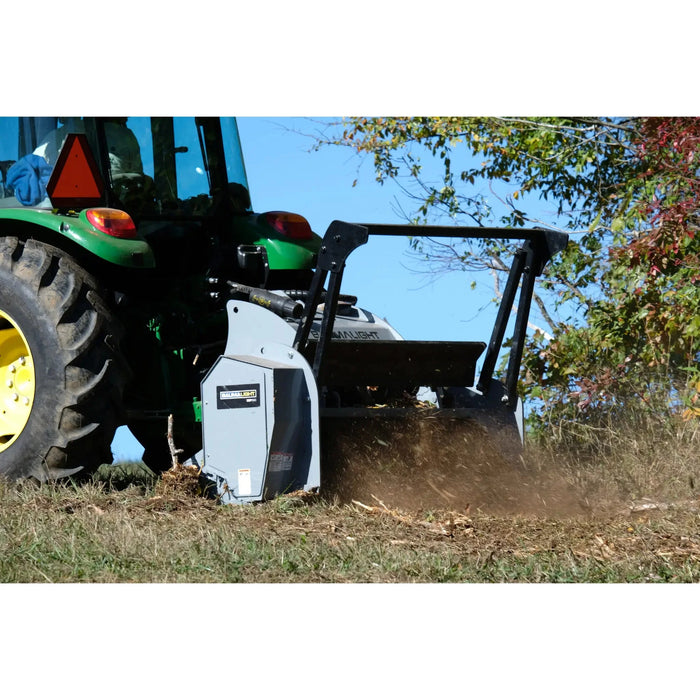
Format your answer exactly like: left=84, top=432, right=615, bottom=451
left=0, top=237, right=127, bottom=480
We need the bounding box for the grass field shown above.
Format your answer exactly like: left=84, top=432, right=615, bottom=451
left=2, top=478, right=700, bottom=583
left=1, top=415, right=698, bottom=583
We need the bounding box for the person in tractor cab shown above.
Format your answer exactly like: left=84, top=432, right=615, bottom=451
left=35, top=117, right=143, bottom=173
left=6, top=117, right=145, bottom=207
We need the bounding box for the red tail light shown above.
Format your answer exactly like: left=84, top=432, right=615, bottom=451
left=265, top=211, right=313, bottom=240
left=86, top=208, right=137, bottom=239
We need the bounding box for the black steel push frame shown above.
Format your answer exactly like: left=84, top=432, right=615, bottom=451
left=293, top=221, right=568, bottom=409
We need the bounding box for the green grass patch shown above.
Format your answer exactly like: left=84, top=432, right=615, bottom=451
left=0, top=418, right=698, bottom=583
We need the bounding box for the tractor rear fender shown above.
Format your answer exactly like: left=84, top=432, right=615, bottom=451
left=0, top=208, right=155, bottom=270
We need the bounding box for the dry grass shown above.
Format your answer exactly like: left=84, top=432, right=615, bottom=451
left=1, top=476, right=699, bottom=583
left=0, top=417, right=698, bottom=583
left=530, top=413, right=700, bottom=508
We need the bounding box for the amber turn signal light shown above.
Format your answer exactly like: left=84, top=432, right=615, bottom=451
left=86, top=208, right=137, bottom=239
left=264, top=211, right=313, bottom=240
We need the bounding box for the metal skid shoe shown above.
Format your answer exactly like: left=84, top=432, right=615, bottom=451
left=200, top=301, right=321, bottom=504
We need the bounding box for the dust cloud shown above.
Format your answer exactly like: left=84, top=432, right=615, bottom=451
left=320, top=414, right=587, bottom=517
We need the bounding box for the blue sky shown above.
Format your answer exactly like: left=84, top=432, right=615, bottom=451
left=236, top=117, right=508, bottom=339
left=111, top=117, right=521, bottom=460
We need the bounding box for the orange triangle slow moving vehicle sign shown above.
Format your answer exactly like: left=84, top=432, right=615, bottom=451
left=47, top=133, right=105, bottom=209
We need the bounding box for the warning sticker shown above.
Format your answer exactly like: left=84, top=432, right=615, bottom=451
left=238, top=468, right=252, bottom=496
left=217, top=384, right=261, bottom=409
left=269, top=452, right=293, bottom=472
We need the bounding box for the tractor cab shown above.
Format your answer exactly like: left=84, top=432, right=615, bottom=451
left=0, top=117, right=320, bottom=287
left=0, top=117, right=250, bottom=214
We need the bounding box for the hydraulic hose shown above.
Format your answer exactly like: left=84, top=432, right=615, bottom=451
left=226, top=282, right=304, bottom=319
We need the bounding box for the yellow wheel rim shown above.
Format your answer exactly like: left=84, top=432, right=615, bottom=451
left=0, top=310, right=35, bottom=451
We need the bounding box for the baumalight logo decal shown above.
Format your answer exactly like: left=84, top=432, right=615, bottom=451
left=220, top=388, right=257, bottom=400
left=217, top=384, right=261, bottom=409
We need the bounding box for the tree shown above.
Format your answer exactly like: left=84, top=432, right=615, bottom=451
left=315, top=117, right=700, bottom=433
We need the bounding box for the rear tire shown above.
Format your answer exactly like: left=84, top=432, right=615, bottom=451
left=0, top=237, right=127, bottom=481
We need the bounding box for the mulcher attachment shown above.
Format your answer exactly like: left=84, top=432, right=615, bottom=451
left=200, top=220, right=568, bottom=505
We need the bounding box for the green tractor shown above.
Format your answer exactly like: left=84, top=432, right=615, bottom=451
left=0, top=117, right=567, bottom=502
